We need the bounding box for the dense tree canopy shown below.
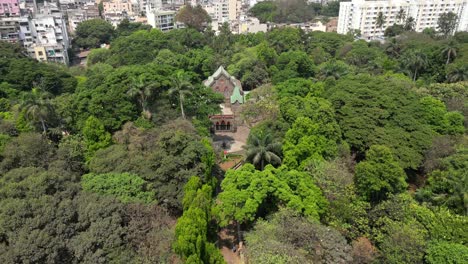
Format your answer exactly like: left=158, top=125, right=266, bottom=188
left=74, top=19, right=115, bottom=49
left=0, top=21, right=467, bottom=263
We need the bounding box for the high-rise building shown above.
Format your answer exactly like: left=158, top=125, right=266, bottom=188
left=338, top=0, right=468, bottom=40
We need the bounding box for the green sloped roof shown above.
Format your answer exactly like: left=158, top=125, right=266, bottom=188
left=230, top=86, right=244, bottom=104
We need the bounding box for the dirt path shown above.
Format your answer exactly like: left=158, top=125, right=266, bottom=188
left=218, top=228, right=241, bottom=264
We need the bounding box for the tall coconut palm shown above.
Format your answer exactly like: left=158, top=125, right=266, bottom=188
left=396, top=8, right=406, bottom=24
left=244, top=132, right=282, bottom=171
left=447, top=64, right=468, bottom=83
left=128, top=75, right=157, bottom=119
left=404, top=16, right=415, bottom=31
left=21, top=88, right=53, bottom=134
left=401, top=50, right=428, bottom=81
left=375, top=12, right=386, bottom=32
left=169, top=71, right=193, bottom=120
left=441, top=40, right=458, bottom=65
left=385, top=37, right=402, bottom=58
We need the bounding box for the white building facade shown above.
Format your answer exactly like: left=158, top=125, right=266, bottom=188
left=338, top=0, right=468, bottom=40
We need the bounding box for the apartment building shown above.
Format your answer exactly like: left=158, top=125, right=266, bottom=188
left=66, top=3, right=100, bottom=32
left=0, top=0, right=21, bottom=42
left=338, top=0, right=468, bottom=40
left=27, top=2, right=70, bottom=64
left=146, top=6, right=175, bottom=31
left=102, top=0, right=135, bottom=26
left=0, top=0, right=20, bottom=16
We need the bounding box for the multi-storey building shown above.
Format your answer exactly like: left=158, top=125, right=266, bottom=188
left=0, top=0, right=21, bottom=42
left=66, top=3, right=100, bottom=32
left=0, top=1, right=69, bottom=63
left=338, top=0, right=468, bottom=40
left=146, top=6, right=175, bottom=31
left=27, top=2, right=70, bottom=63
left=102, top=0, right=135, bottom=26
left=0, top=0, right=20, bottom=16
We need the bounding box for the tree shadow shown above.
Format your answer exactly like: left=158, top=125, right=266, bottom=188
left=213, top=134, right=235, bottom=150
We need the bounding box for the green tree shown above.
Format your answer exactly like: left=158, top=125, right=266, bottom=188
left=115, top=18, right=151, bottom=37
left=20, top=88, right=54, bottom=134
left=416, top=143, right=467, bottom=215
left=216, top=164, right=327, bottom=242
left=169, top=71, right=193, bottom=120
left=441, top=40, right=458, bottom=64
left=425, top=242, right=468, bottom=264
left=355, top=145, right=407, bottom=203
left=379, top=220, right=427, bottom=264
left=404, top=16, right=415, bottom=31
left=384, top=24, right=405, bottom=37
left=89, top=120, right=213, bottom=212
left=282, top=117, right=338, bottom=169
left=86, top=48, right=111, bottom=66
left=244, top=131, right=282, bottom=170
left=127, top=75, right=158, bottom=119
left=375, top=12, right=386, bottom=32
left=248, top=1, right=277, bottom=23
left=401, top=49, right=428, bottom=81
left=82, top=116, right=112, bottom=159
left=446, top=62, right=468, bottom=83
left=173, top=177, right=224, bottom=263
left=318, top=59, right=352, bottom=80
left=176, top=4, right=211, bottom=32
left=396, top=8, right=406, bottom=24
left=438, top=12, right=458, bottom=38
left=74, top=19, right=114, bottom=48
left=0, top=133, right=54, bottom=173
left=82, top=172, right=155, bottom=203
left=245, top=208, right=352, bottom=264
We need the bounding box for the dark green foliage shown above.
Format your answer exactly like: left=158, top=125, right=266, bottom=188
left=326, top=74, right=435, bottom=169
left=0, top=43, right=77, bottom=94
left=1, top=24, right=468, bottom=264
left=416, top=141, right=468, bottom=214
left=355, top=145, right=407, bottom=203
left=249, top=0, right=318, bottom=24
left=74, top=19, right=115, bottom=49
left=438, top=12, right=458, bottom=38
left=309, top=160, right=371, bottom=240
left=0, top=133, right=54, bottom=173
left=107, top=30, right=167, bottom=66
left=245, top=208, right=352, bottom=263
left=115, top=18, right=152, bottom=37
left=89, top=121, right=215, bottom=212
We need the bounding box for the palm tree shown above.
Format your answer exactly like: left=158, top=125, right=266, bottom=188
left=128, top=75, right=157, bottom=119
left=404, top=16, right=415, bottom=31
left=385, top=37, right=402, bottom=58
left=21, top=88, right=54, bottom=134
left=169, top=71, right=193, bottom=120
left=244, top=132, right=282, bottom=171
left=446, top=64, right=468, bottom=83
left=441, top=40, right=458, bottom=65
left=401, top=50, right=428, bottom=81
left=396, top=8, right=406, bottom=24
left=375, top=12, right=386, bottom=32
